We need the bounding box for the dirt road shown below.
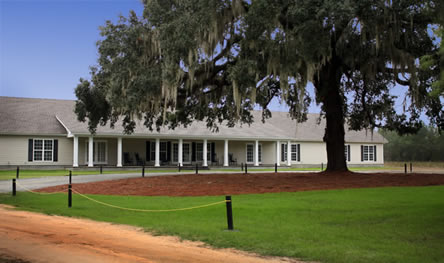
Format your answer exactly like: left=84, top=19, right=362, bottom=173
left=0, top=205, right=298, bottom=263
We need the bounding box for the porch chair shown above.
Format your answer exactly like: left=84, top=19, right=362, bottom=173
left=135, top=153, right=145, bottom=166
left=229, top=153, right=237, bottom=166
left=123, top=152, right=133, bottom=166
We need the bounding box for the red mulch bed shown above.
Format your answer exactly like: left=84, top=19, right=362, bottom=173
left=36, top=171, right=444, bottom=196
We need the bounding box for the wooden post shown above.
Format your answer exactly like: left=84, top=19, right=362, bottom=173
left=68, top=184, right=72, bottom=208
left=12, top=179, right=16, bottom=196
left=225, top=196, right=234, bottom=230
left=16, top=166, right=19, bottom=179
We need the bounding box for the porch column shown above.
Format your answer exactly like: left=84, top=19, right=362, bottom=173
left=155, top=138, right=160, bottom=167
left=287, top=140, right=291, bottom=166
left=223, top=139, right=229, bottom=167
left=254, top=140, right=259, bottom=166
left=203, top=139, right=208, bottom=167
left=73, top=136, right=79, bottom=167
left=276, top=141, right=280, bottom=166
left=117, top=137, right=122, bottom=167
left=88, top=136, right=94, bottom=167
left=178, top=138, right=183, bottom=166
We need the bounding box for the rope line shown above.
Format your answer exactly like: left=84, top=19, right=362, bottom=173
left=71, top=188, right=229, bottom=212
left=15, top=182, right=68, bottom=195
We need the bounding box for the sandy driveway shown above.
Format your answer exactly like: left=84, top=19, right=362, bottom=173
left=0, top=205, right=298, bottom=263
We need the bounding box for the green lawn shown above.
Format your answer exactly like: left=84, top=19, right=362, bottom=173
left=0, top=169, right=142, bottom=180
left=1, top=186, right=443, bottom=263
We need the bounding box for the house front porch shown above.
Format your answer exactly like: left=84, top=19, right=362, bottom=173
left=72, top=136, right=286, bottom=168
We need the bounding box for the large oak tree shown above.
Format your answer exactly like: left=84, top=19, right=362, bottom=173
left=75, top=0, right=443, bottom=171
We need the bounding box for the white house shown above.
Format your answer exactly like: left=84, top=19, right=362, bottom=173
left=0, top=97, right=387, bottom=168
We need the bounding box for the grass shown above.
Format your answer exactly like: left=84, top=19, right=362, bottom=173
left=0, top=169, right=141, bottom=180
left=384, top=161, right=444, bottom=169
left=1, top=186, right=443, bottom=263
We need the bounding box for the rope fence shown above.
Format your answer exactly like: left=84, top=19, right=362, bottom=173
left=11, top=179, right=235, bottom=230
left=71, top=188, right=229, bottom=212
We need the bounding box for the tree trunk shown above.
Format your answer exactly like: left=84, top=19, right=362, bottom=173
left=314, top=57, right=348, bottom=172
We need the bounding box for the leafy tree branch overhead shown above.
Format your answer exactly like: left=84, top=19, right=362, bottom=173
left=75, top=0, right=443, bottom=171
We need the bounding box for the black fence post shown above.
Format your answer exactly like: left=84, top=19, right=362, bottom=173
left=225, top=196, right=234, bottom=230
left=196, top=163, right=198, bottom=174
left=245, top=163, right=248, bottom=174
left=275, top=163, right=278, bottom=173
left=68, top=184, right=72, bottom=208
left=100, top=165, right=103, bottom=174
left=69, top=170, right=72, bottom=184
left=178, top=163, right=181, bottom=172
left=404, top=163, right=407, bottom=174
left=16, top=166, right=19, bottom=179
left=142, top=165, right=145, bottom=177
left=410, top=162, right=412, bottom=173
left=12, top=179, right=16, bottom=196
left=321, top=163, right=323, bottom=171
left=241, top=163, right=243, bottom=171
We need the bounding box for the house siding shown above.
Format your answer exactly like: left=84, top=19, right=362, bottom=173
left=0, top=135, right=72, bottom=166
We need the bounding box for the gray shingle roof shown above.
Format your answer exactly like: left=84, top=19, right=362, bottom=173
left=0, top=96, right=387, bottom=143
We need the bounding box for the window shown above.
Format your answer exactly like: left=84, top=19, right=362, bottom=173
left=246, top=143, right=262, bottom=164
left=362, top=145, right=375, bottom=161
left=183, top=143, right=190, bottom=162
left=196, top=143, right=203, bottom=161
left=160, top=142, right=167, bottom=161
left=85, top=140, right=108, bottom=164
left=33, top=139, right=53, bottom=161
left=150, top=142, right=156, bottom=161
left=258, top=144, right=262, bottom=163
left=344, top=145, right=350, bottom=162
left=206, top=143, right=211, bottom=162
left=173, top=143, right=179, bottom=162
left=291, top=144, right=298, bottom=161
left=281, top=143, right=287, bottom=162
left=246, top=144, right=254, bottom=163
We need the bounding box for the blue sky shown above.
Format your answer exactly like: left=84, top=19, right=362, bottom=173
left=1, top=0, right=143, bottom=99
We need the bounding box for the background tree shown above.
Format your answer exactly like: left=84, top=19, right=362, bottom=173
left=380, top=126, right=444, bottom=162
left=75, top=0, right=443, bottom=171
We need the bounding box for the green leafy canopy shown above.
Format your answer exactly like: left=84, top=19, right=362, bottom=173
left=75, top=0, right=443, bottom=171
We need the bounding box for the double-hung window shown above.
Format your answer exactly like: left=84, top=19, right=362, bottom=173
left=246, top=143, right=262, bottom=164
left=291, top=144, right=298, bottom=161
left=34, top=139, right=53, bottom=161
left=362, top=145, right=376, bottom=161
left=196, top=143, right=203, bottom=161
left=344, top=145, right=350, bottom=162
left=246, top=144, right=254, bottom=163
left=281, top=143, right=287, bottom=162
